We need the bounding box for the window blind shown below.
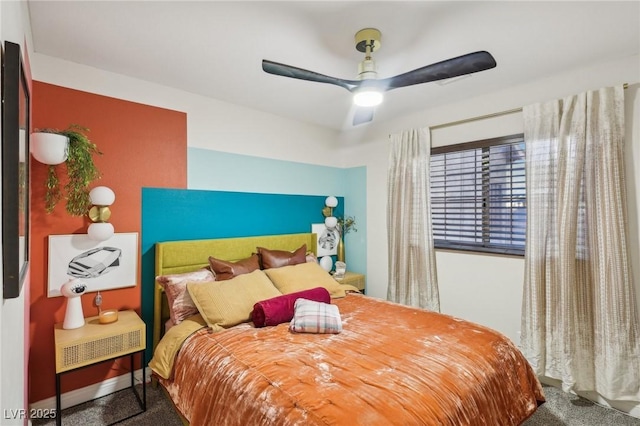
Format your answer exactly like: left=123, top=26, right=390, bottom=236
left=430, top=134, right=526, bottom=255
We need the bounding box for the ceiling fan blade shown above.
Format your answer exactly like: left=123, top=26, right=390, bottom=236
left=262, top=60, right=358, bottom=91
left=381, top=51, right=497, bottom=90
left=353, top=107, right=375, bottom=126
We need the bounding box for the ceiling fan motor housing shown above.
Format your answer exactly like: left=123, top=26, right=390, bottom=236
left=358, top=59, right=377, bottom=80
left=355, top=28, right=381, bottom=81
left=355, top=28, right=381, bottom=53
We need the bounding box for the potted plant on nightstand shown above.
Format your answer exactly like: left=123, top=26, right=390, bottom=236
left=31, top=124, right=102, bottom=216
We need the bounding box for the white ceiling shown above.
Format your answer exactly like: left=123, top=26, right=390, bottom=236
left=28, top=1, right=640, bottom=133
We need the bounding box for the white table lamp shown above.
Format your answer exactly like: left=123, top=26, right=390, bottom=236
left=60, top=279, right=87, bottom=330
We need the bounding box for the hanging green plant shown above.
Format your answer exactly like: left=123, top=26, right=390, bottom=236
left=37, top=125, right=102, bottom=216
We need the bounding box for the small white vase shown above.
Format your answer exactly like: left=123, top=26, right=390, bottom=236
left=31, top=132, right=69, bottom=165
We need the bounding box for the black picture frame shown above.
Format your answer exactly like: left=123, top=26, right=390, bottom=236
left=2, top=41, right=30, bottom=299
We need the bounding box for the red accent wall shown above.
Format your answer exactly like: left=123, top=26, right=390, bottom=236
left=29, top=82, right=187, bottom=403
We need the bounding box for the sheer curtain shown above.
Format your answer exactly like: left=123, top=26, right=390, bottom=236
left=521, top=85, right=640, bottom=401
left=387, top=128, right=439, bottom=311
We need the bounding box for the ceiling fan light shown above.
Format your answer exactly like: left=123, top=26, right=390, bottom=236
left=353, top=89, right=383, bottom=107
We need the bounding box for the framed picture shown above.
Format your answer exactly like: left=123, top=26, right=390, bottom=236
left=47, top=233, right=139, bottom=298
left=2, top=41, right=30, bottom=299
left=312, top=223, right=339, bottom=257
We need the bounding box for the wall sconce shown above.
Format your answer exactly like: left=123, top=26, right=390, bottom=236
left=319, top=196, right=339, bottom=272
left=87, top=186, right=115, bottom=241
left=322, top=196, right=338, bottom=229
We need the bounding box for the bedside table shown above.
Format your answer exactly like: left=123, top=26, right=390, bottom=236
left=54, top=310, right=146, bottom=426
left=335, top=271, right=366, bottom=293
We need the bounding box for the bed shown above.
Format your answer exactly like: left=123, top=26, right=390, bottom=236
left=149, top=233, right=544, bottom=425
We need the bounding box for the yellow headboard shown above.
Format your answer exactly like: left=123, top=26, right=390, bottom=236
left=153, top=233, right=317, bottom=351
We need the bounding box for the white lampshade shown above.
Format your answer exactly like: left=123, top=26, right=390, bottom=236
left=30, top=132, right=69, bottom=165
left=353, top=88, right=384, bottom=107
left=325, top=196, right=338, bottom=208
left=87, top=222, right=114, bottom=241
left=319, top=256, right=333, bottom=272
left=89, top=186, right=115, bottom=206
left=325, top=216, right=338, bottom=229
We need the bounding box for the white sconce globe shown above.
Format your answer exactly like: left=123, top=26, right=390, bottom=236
left=325, top=216, right=338, bottom=229
left=88, top=222, right=114, bottom=241
left=319, top=256, right=333, bottom=272
left=89, top=186, right=115, bottom=206
left=325, top=196, right=338, bottom=208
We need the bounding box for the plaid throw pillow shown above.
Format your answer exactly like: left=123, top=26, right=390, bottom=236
left=289, top=298, right=342, bottom=334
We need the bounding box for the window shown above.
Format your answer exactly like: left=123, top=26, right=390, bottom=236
left=430, top=134, right=526, bottom=255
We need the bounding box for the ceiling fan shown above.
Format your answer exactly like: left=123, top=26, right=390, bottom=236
left=262, top=28, right=497, bottom=126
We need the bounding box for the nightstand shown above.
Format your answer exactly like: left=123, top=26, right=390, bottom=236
left=54, top=310, right=146, bottom=426
left=335, top=271, right=366, bottom=293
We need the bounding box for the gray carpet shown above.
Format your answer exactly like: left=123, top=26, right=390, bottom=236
left=31, top=383, right=183, bottom=426
left=523, top=385, right=640, bottom=425
left=33, top=383, right=640, bottom=425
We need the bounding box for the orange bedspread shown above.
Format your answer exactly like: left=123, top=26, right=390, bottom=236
left=157, top=294, right=544, bottom=425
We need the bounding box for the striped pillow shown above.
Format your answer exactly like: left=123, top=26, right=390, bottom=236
left=289, top=298, right=342, bottom=334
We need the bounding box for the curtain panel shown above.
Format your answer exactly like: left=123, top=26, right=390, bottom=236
left=521, top=85, right=640, bottom=401
left=387, top=128, right=439, bottom=311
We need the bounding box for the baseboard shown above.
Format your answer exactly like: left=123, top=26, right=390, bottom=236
left=540, top=376, right=640, bottom=419
left=29, top=368, right=151, bottom=411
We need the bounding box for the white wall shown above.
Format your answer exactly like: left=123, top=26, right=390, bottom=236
left=1, top=1, right=33, bottom=424
left=342, top=54, right=640, bottom=347
left=32, top=55, right=342, bottom=166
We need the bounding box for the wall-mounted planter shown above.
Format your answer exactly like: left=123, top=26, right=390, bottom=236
left=33, top=125, right=102, bottom=215
left=31, top=132, right=69, bottom=165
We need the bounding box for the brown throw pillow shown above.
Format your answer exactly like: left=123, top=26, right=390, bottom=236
left=258, top=244, right=307, bottom=269
left=208, top=254, right=260, bottom=281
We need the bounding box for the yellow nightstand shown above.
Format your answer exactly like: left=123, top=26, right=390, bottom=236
left=54, top=310, right=146, bottom=425
left=335, top=271, right=366, bottom=293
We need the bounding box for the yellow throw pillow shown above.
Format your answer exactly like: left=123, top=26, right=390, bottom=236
left=187, top=269, right=281, bottom=330
left=263, top=261, right=358, bottom=298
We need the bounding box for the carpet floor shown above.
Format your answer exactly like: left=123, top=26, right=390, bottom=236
left=32, top=383, right=639, bottom=425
